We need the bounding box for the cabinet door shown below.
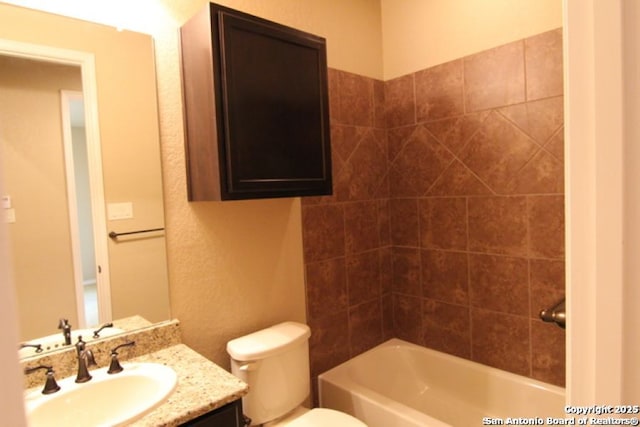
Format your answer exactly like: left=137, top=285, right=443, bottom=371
left=180, top=399, right=245, bottom=427
left=181, top=3, right=332, bottom=201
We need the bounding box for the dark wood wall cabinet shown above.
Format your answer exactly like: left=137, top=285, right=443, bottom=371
left=180, top=3, right=332, bottom=201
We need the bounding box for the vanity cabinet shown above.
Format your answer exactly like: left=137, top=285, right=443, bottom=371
left=180, top=3, right=332, bottom=201
left=180, top=399, right=246, bottom=427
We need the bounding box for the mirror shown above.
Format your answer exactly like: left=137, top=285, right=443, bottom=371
left=0, top=3, right=170, bottom=356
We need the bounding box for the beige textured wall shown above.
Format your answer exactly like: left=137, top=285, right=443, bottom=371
left=381, top=0, right=562, bottom=79
left=0, top=57, right=81, bottom=340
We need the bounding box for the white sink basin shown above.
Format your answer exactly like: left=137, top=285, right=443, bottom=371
left=19, top=327, right=125, bottom=358
left=24, top=362, right=177, bottom=426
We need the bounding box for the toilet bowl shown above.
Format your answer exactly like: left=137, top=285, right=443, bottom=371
left=226, top=321, right=367, bottom=427
left=266, top=406, right=366, bottom=426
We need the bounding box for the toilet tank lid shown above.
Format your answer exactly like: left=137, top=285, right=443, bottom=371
left=227, top=321, right=311, bottom=361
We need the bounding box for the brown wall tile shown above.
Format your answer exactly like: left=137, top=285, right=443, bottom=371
left=309, top=311, right=351, bottom=377
left=423, top=299, right=471, bottom=358
left=338, top=70, right=374, bottom=126
left=424, top=111, right=489, bottom=155
left=385, top=74, right=416, bottom=128
left=387, top=125, right=416, bottom=162
left=545, top=126, right=565, bottom=162
left=392, top=247, right=422, bottom=296
left=525, top=29, right=564, bottom=101
left=428, top=160, right=493, bottom=196
left=373, top=79, right=386, bottom=129
left=380, top=247, right=393, bottom=295
left=306, top=258, right=348, bottom=320
left=344, top=201, right=380, bottom=253
left=528, top=195, right=565, bottom=259
left=331, top=124, right=367, bottom=166
left=419, top=197, right=468, bottom=250
left=471, top=309, right=530, bottom=376
left=460, top=112, right=539, bottom=194
left=464, top=41, right=526, bottom=112
left=347, top=250, right=381, bottom=306
left=530, top=259, right=565, bottom=320
left=469, top=254, right=529, bottom=316
left=327, top=68, right=341, bottom=121
left=390, top=198, right=419, bottom=246
left=302, top=204, right=345, bottom=262
left=499, top=97, right=564, bottom=145
left=382, top=293, right=394, bottom=340
left=389, top=126, right=453, bottom=197
left=335, top=130, right=388, bottom=201
left=393, top=294, right=423, bottom=344
left=468, top=196, right=528, bottom=256
left=508, top=148, right=564, bottom=194
left=531, top=319, right=566, bottom=386
left=421, top=250, right=469, bottom=305
left=378, top=199, right=391, bottom=246
left=415, top=59, right=464, bottom=121
left=349, top=300, right=384, bottom=356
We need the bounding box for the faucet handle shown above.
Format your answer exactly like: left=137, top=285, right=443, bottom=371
left=58, top=318, right=70, bottom=329
left=108, top=341, right=136, bottom=374
left=92, top=322, right=114, bottom=338
left=25, top=365, right=61, bottom=394
left=19, top=342, right=43, bottom=353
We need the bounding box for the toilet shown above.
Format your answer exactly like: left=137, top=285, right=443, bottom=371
left=227, top=321, right=367, bottom=427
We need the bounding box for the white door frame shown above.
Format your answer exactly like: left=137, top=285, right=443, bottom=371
left=60, top=89, right=88, bottom=328
left=564, top=0, right=639, bottom=404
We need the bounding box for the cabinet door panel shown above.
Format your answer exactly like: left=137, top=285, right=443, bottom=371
left=180, top=399, right=244, bottom=427
left=181, top=3, right=332, bottom=201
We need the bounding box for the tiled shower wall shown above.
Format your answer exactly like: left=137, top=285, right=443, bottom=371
left=302, top=28, right=565, bottom=389
left=301, top=68, right=393, bottom=384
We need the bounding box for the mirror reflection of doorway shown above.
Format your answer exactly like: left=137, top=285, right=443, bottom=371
left=61, top=91, right=98, bottom=327
left=0, top=53, right=110, bottom=340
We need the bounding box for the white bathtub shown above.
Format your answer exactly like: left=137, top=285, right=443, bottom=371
left=318, top=339, right=565, bottom=427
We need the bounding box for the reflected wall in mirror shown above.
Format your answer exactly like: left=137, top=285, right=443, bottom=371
left=0, top=3, right=171, bottom=353
left=0, top=56, right=96, bottom=337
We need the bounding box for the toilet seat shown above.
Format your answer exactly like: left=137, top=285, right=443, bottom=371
left=267, top=408, right=367, bottom=427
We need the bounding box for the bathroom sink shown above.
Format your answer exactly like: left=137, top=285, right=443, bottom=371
left=24, top=362, right=177, bottom=426
left=19, top=327, right=125, bottom=357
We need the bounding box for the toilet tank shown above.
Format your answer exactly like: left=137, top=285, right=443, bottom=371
left=227, top=322, right=312, bottom=425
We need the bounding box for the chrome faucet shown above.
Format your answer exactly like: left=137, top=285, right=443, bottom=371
left=58, top=318, right=72, bottom=345
left=74, top=335, right=96, bottom=383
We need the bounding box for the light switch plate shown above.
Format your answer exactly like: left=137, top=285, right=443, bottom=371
left=107, top=202, right=133, bottom=220
left=4, top=208, right=15, bottom=223
left=1, top=195, right=11, bottom=209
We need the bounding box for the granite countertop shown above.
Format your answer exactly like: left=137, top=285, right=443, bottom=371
left=129, top=344, right=249, bottom=426
left=22, top=320, right=247, bottom=426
